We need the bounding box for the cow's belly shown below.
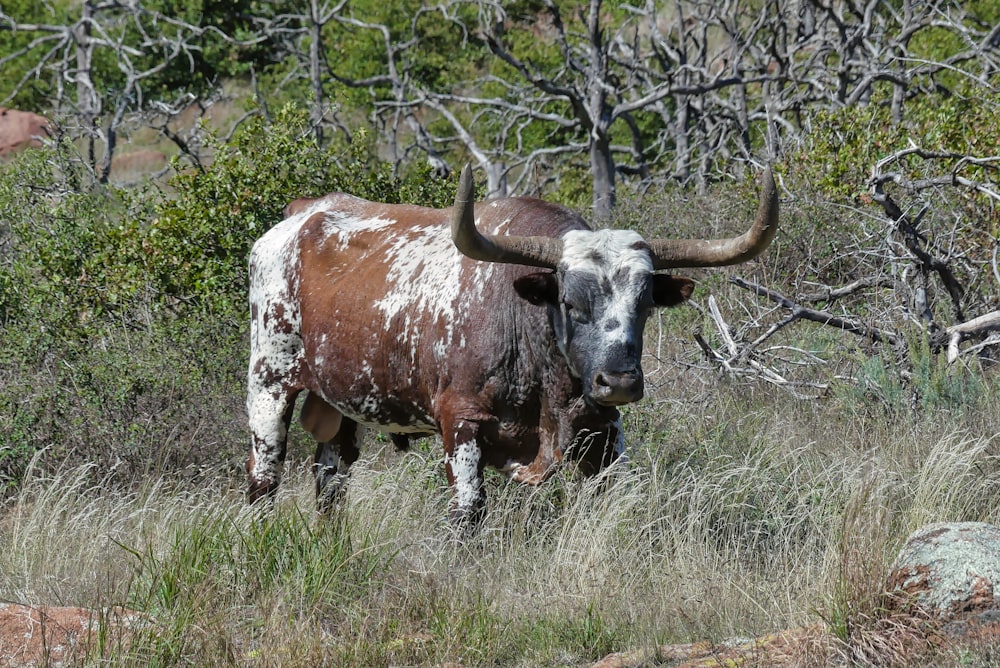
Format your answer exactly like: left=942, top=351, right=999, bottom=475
left=302, top=327, right=439, bottom=434
left=311, top=384, right=437, bottom=435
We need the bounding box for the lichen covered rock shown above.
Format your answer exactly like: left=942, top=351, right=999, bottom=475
left=887, top=521, right=1000, bottom=618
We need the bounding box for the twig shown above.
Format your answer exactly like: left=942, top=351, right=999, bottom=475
left=868, top=181, right=965, bottom=322
left=730, top=277, right=899, bottom=346
left=692, top=297, right=828, bottom=399
left=707, top=296, right=739, bottom=358
left=799, top=276, right=895, bottom=304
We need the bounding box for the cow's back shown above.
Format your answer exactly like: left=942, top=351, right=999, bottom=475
left=253, top=193, right=588, bottom=433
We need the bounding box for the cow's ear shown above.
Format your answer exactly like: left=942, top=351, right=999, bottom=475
left=652, top=275, right=694, bottom=307
left=513, top=272, right=559, bottom=306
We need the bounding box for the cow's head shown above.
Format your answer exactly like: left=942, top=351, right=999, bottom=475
left=450, top=165, right=779, bottom=407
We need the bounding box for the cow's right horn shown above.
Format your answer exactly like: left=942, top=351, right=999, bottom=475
left=645, top=166, right=779, bottom=269
left=450, top=164, right=563, bottom=269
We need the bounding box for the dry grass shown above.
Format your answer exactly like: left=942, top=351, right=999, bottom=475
left=2, top=356, right=999, bottom=667
left=2, top=285, right=1000, bottom=665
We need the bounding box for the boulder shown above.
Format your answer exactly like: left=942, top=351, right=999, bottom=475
left=0, top=604, right=148, bottom=667
left=0, top=108, right=53, bottom=157
left=886, top=521, right=1000, bottom=619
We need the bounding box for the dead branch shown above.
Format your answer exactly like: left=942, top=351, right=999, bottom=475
left=868, top=180, right=966, bottom=322
left=691, top=296, right=828, bottom=399
left=730, top=277, right=900, bottom=346
left=798, top=276, right=896, bottom=304
left=945, top=310, right=1000, bottom=363
left=868, top=146, right=1000, bottom=330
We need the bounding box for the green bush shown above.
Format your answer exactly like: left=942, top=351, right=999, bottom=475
left=793, top=83, right=1000, bottom=202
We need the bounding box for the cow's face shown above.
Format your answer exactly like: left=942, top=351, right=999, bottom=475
left=514, top=230, right=693, bottom=407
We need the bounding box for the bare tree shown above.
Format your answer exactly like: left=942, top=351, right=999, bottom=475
left=311, top=0, right=997, bottom=215
left=0, top=1, right=268, bottom=180
left=4, top=0, right=995, bottom=213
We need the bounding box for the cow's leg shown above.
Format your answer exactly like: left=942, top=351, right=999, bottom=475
left=569, top=413, right=625, bottom=477
left=301, top=392, right=364, bottom=512
left=313, top=422, right=365, bottom=513
left=512, top=408, right=562, bottom=485
left=246, top=382, right=298, bottom=503
left=443, top=418, right=487, bottom=531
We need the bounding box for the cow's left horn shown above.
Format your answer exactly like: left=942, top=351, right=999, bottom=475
left=450, top=164, right=563, bottom=269
left=646, top=166, right=779, bottom=269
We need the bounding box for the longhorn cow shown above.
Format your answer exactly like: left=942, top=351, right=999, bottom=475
left=247, top=165, right=778, bottom=525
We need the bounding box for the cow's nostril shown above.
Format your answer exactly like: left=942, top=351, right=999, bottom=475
left=590, top=371, right=643, bottom=405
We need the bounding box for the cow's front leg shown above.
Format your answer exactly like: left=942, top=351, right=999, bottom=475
left=512, top=422, right=561, bottom=486
left=567, top=409, right=625, bottom=476
left=443, top=418, right=486, bottom=530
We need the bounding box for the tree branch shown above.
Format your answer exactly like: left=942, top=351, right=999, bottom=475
left=731, top=276, right=899, bottom=345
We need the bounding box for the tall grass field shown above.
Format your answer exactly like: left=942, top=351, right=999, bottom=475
left=3, top=337, right=999, bottom=666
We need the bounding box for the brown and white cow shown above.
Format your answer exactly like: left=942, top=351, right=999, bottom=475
left=247, top=165, right=778, bottom=525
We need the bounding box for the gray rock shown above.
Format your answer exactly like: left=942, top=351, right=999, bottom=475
left=887, top=521, right=1000, bottom=618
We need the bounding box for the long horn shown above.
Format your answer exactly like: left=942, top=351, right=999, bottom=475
left=450, top=164, right=563, bottom=269
left=647, top=166, right=779, bottom=269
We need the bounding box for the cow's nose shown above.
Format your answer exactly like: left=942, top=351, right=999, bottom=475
left=591, top=370, right=643, bottom=405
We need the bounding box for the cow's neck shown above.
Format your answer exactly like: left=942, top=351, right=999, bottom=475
left=516, top=298, right=582, bottom=411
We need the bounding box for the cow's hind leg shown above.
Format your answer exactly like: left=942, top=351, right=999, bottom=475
left=301, top=392, right=364, bottom=512
left=247, top=383, right=298, bottom=504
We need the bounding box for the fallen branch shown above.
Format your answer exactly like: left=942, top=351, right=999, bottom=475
left=692, top=296, right=828, bottom=399
left=945, top=310, right=1000, bottom=363
left=730, top=277, right=900, bottom=346
left=799, top=276, right=895, bottom=304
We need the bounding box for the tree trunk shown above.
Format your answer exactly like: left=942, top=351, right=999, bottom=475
left=309, top=0, right=325, bottom=145
left=590, top=131, right=615, bottom=222
left=74, top=0, right=99, bottom=169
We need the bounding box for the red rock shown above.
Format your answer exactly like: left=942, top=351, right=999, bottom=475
left=0, top=604, right=149, bottom=667
left=0, top=108, right=53, bottom=157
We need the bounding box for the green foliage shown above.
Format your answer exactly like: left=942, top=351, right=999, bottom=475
left=318, top=1, right=483, bottom=111
left=0, top=143, right=142, bottom=337
left=909, top=336, right=987, bottom=410
left=837, top=351, right=907, bottom=412
left=833, top=336, right=989, bottom=417
left=133, top=105, right=458, bottom=313
left=794, top=83, right=1000, bottom=201
left=0, top=313, right=248, bottom=495
left=0, top=0, right=280, bottom=110
left=0, top=0, right=77, bottom=108
left=137, top=0, right=282, bottom=91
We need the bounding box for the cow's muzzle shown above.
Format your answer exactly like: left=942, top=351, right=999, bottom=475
left=590, top=370, right=643, bottom=406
